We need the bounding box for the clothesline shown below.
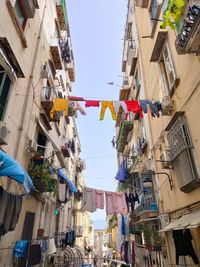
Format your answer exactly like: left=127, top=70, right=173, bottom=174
left=50, top=97, right=162, bottom=121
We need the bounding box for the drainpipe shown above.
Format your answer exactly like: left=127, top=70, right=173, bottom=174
left=13, top=0, right=48, bottom=160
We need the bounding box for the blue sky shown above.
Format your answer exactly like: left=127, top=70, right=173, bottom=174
left=67, top=0, right=127, bottom=228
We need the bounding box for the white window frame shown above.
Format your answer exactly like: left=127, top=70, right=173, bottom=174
left=159, top=43, right=177, bottom=96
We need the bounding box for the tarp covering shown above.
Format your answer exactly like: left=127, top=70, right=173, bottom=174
left=58, top=168, right=78, bottom=193
left=160, top=210, right=200, bottom=232
left=0, top=150, right=34, bottom=194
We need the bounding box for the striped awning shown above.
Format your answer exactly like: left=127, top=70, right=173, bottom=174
left=63, top=246, right=84, bottom=264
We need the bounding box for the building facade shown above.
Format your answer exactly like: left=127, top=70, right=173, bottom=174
left=115, top=0, right=200, bottom=266
left=0, top=0, right=90, bottom=266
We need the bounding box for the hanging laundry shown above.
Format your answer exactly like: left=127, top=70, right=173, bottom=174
left=59, top=39, right=71, bottom=63
left=121, top=215, right=126, bottom=235
left=173, top=229, right=199, bottom=265
left=117, top=215, right=125, bottom=252
left=113, top=101, right=128, bottom=114
left=99, top=101, right=117, bottom=121
left=0, top=187, right=23, bottom=238
left=125, top=193, right=130, bottom=212
left=105, top=191, right=115, bottom=216
left=125, top=100, right=143, bottom=118
left=85, top=100, right=100, bottom=107
left=129, top=192, right=140, bottom=213
left=76, top=102, right=87, bottom=115
left=81, top=187, right=96, bottom=212
left=13, top=240, right=29, bottom=258
left=139, top=99, right=159, bottom=117
left=67, top=96, right=85, bottom=101
left=115, top=160, right=127, bottom=182
left=121, top=241, right=129, bottom=264
left=50, top=98, right=69, bottom=118
left=58, top=183, right=66, bottom=203
left=113, top=192, right=128, bottom=214
left=94, top=189, right=104, bottom=209
left=40, top=240, right=48, bottom=263
left=160, top=0, right=185, bottom=30
left=47, top=237, right=57, bottom=255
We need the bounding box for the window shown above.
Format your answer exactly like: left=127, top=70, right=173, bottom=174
left=37, top=131, right=47, bottom=155
left=134, top=68, right=141, bottom=98
left=159, top=44, right=177, bottom=96
left=44, top=80, right=51, bottom=100
left=14, top=1, right=27, bottom=29
left=14, top=0, right=36, bottom=29
left=149, top=0, right=161, bottom=37
left=167, top=114, right=199, bottom=192
left=0, top=65, right=12, bottom=121
left=149, top=0, right=158, bottom=25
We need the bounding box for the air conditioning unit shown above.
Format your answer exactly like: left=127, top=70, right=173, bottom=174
left=27, top=139, right=37, bottom=152
left=161, top=96, right=174, bottom=115
left=41, top=64, right=51, bottom=79
left=0, top=122, right=10, bottom=145
left=135, top=0, right=150, bottom=8
left=160, top=150, right=172, bottom=169
left=158, top=214, right=170, bottom=229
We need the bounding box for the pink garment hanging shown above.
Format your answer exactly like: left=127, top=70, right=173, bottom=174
left=113, top=101, right=128, bottom=114
left=81, top=187, right=96, bottom=212
left=125, top=100, right=143, bottom=118
left=113, top=192, right=128, bottom=214
left=76, top=102, right=87, bottom=115
left=68, top=96, right=85, bottom=101
left=105, top=191, right=115, bottom=215
left=85, top=100, right=100, bottom=107
left=94, top=189, right=104, bottom=209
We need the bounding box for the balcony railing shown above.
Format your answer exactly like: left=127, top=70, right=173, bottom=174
left=175, top=4, right=200, bottom=54
left=134, top=190, right=158, bottom=218
left=40, top=87, right=60, bottom=123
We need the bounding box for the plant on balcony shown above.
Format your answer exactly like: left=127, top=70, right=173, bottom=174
left=142, top=224, right=165, bottom=251
left=28, top=158, right=58, bottom=195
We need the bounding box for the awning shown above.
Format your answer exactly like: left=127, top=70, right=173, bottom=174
left=58, top=168, right=78, bottom=193
left=63, top=246, right=84, bottom=264
left=160, top=210, right=200, bottom=232
left=0, top=150, right=34, bottom=194
left=74, top=246, right=84, bottom=263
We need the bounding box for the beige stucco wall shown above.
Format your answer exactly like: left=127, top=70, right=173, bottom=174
left=0, top=0, right=79, bottom=266
left=133, top=1, right=200, bottom=213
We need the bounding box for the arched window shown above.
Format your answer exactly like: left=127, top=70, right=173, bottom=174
left=0, top=65, right=12, bottom=121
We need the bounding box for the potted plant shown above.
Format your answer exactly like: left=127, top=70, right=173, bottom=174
left=28, top=159, right=57, bottom=194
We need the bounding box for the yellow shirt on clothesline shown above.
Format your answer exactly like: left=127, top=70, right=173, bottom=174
left=50, top=98, right=69, bottom=118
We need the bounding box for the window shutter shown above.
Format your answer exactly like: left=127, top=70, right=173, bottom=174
left=163, top=46, right=176, bottom=92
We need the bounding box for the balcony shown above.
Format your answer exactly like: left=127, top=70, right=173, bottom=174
left=116, top=120, right=134, bottom=153
left=134, top=190, right=159, bottom=219
left=61, top=144, right=71, bottom=157
left=50, top=43, right=62, bottom=70
left=40, top=88, right=60, bottom=123
left=127, top=40, right=137, bottom=75
left=175, top=4, right=200, bottom=54
left=56, top=0, right=68, bottom=30
left=67, top=62, right=75, bottom=82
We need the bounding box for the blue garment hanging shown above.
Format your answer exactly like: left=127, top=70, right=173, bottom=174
left=58, top=168, right=78, bottom=193
left=0, top=150, right=34, bottom=195
left=115, top=160, right=127, bottom=182
left=13, top=240, right=28, bottom=258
